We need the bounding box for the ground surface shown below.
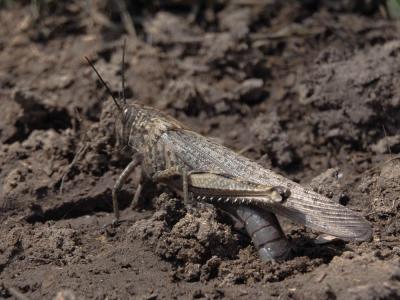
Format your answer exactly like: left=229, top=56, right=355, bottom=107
left=1, top=1, right=400, bottom=299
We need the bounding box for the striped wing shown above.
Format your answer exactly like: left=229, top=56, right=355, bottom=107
left=161, top=130, right=372, bottom=242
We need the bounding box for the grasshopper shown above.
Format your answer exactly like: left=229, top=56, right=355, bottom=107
left=81, top=44, right=372, bottom=262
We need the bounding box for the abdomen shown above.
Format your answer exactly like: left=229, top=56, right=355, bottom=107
left=232, top=206, right=291, bottom=262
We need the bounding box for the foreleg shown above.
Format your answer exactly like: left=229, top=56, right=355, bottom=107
left=112, top=154, right=142, bottom=222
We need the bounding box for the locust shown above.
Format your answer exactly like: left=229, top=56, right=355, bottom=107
left=79, top=44, right=372, bottom=262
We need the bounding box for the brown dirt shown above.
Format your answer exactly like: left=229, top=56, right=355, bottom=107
left=1, top=1, right=400, bottom=299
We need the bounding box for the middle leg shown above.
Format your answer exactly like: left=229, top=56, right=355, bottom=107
left=152, top=166, right=191, bottom=205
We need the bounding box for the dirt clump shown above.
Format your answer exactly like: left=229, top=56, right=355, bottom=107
left=1, top=0, right=400, bottom=299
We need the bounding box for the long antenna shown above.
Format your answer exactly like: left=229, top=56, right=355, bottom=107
left=85, top=56, right=122, bottom=112
left=121, top=39, right=127, bottom=105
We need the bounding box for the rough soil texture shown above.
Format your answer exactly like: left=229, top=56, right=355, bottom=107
left=1, top=1, right=400, bottom=299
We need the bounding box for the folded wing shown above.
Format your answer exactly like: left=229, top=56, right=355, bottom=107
left=163, top=130, right=373, bottom=242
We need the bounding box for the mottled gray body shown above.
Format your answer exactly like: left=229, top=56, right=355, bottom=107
left=111, top=103, right=372, bottom=263
left=117, top=104, right=291, bottom=261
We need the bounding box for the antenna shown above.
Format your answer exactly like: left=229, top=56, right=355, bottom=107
left=121, top=39, right=127, bottom=105
left=85, top=56, right=123, bottom=112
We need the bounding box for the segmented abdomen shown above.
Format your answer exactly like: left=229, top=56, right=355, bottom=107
left=190, top=193, right=290, bottom=261
left=233, top=206, right=290, bottom=262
